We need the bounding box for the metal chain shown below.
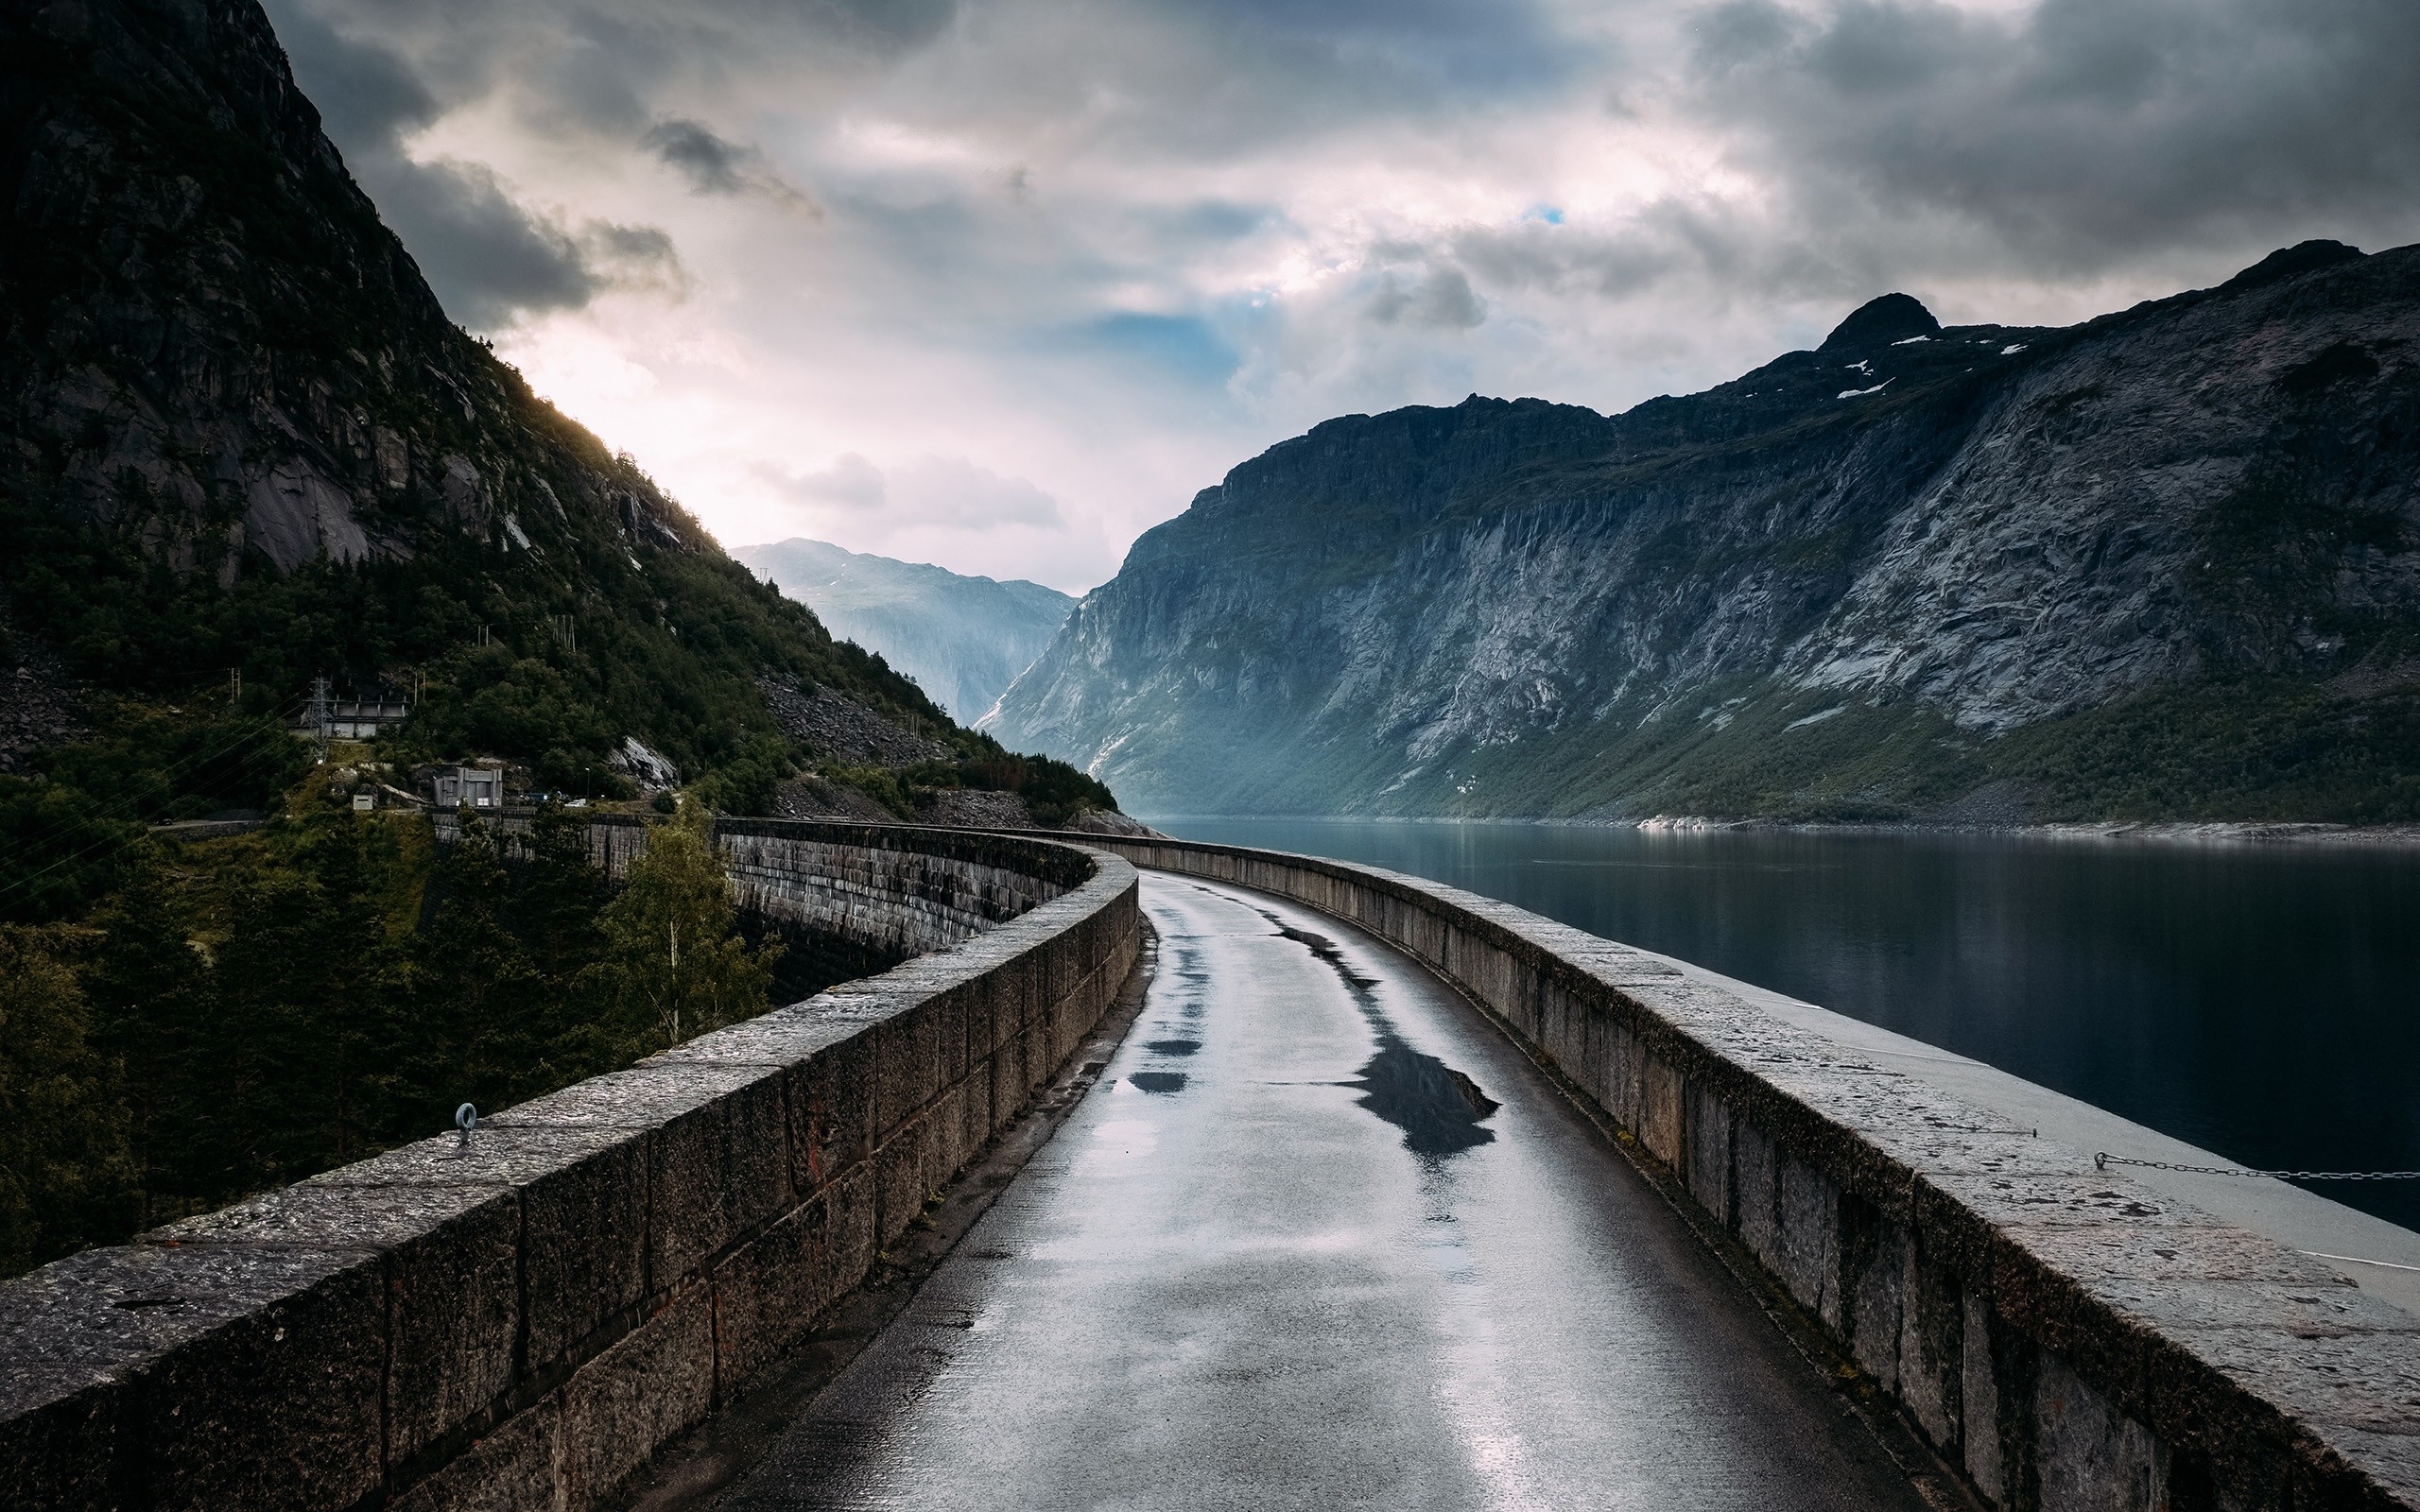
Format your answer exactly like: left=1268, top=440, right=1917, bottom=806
left=2097, top=1152, right=2420, bottom=1182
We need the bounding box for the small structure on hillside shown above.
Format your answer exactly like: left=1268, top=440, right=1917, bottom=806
left=324, top=699, right=411, bottom=739
left=424, top=764, right=506, bottom=809
left=291, top=681, right=411, bottom=742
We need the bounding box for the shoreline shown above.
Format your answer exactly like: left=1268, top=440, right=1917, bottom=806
left=1132, top=812, right=2420, bottom=849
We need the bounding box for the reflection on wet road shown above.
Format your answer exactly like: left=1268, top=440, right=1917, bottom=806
left=712, top=874, right=1928, bottom=1510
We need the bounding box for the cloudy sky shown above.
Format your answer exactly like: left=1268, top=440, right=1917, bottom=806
left=266, top=0, right=2420, bottom=592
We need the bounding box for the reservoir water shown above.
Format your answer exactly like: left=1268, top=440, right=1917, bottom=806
left=1149, top=817, right=2420, bottom=1230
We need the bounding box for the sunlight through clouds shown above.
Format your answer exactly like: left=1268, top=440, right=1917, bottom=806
left=264, top=0, right=2420, bottom=591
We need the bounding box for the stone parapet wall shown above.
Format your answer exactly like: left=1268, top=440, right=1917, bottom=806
left=1088, top=836, right=2417, bottom=1512
left=0, top=827, right=1142, bottom=1512
left=435, top=816, right=1089, bottom=960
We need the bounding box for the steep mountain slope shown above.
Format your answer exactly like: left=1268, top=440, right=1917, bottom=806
left=735, top=540, right=1074, bottom=723
left=993, top=244, right=2420, bottom=822
left=0, top=0, right=960, bottom=807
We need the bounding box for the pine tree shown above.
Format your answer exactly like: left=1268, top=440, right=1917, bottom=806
left=406, top=816, right=541, bottom=1131
left=515, top=800, right=614, bottom=1091
left=0, top=926, right=131, bottom=1274
left=83, top=851, right=211, bottom=1228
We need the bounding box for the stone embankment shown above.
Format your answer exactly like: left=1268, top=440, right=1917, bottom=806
left=0, top=822, right=1142, bottom=1512
left=1084, top=835, right=2418, bottom=1512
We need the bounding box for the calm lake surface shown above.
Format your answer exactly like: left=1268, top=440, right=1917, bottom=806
left=1150, top=817, right=2420, bottom=1230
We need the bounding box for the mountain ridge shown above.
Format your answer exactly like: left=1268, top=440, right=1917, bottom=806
left=0, top=0, right=1115, bottom=875
left=734, top=539, right=1074, bottom=724
left=992, top=242, right=2420, bottom=822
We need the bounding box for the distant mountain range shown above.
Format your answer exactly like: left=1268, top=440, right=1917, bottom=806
left=993, top=242, right=2420, bottom=824
left=735, top=541, right=1074, bottom=724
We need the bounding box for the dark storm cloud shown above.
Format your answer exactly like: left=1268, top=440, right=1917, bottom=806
left=1686, top=0, right=2420, bottom=267
left=1367, top=266, right=1485, bottom=329
left=268, top=0, right=683, bottom=329
left=647, top=118, right=750, bottom=193
left=644, top=118, right=821, bottom=211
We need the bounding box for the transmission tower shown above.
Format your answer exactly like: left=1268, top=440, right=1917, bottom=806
left=309, top=676, right=332, bottom=761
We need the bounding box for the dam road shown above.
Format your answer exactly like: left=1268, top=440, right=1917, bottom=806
left=701, top=871, right=1937, bottom=1510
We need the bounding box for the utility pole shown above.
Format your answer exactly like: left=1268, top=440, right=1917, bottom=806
left=309, top=676, right=332, bottom=762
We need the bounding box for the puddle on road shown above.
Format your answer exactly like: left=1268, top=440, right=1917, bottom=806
left=1347, top=1039, right=1499, bottom=1157
left=1258, top=912, right=1500, bottom=1160
left=1127, top=1072, right=1189, bottom=1094
left=1145, top=1039, right=1201, bottom=1056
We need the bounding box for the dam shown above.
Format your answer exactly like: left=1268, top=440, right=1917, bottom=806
left=2, top=822, right=2412, bottom=1511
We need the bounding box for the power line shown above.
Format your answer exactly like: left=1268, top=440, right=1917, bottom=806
left=0, top=700, right=312, bottom=909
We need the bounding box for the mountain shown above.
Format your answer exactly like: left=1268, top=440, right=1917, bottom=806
left=992, top=243, right=2420, bottom=824
left=0, top=0, right=1115, bottom=860
left=734, top=540, right=1074, bottom=723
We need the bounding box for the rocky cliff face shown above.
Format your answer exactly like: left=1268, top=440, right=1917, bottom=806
left=2, top=0, right=593, bottom=573
left=735, top=540, right=1075, bottom=724
left=0, top=0, right=947, bottom=791
left=992, top=243, right=2420, bottom=822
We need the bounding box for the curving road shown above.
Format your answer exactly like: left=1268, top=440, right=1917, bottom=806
left=711, top=872, right=1932, bottom=1510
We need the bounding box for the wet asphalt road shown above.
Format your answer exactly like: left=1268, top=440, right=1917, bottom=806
left=712, top=873, right=1931, bottom=1511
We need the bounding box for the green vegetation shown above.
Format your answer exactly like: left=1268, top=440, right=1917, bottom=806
left=882, top=747, right=1121, bottom=825
left=1495, top=675, right=2420, bottom=825
left=1989, top=676, right=2420, bottom=823
left=0, top=485, right=945, bottom=799
left=0, top=793, right=794, bottom=1279
left=595, top=801, right=782, bottom=1051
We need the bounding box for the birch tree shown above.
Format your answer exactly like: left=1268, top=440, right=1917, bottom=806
left=595, top=800, right=780, bottom=1053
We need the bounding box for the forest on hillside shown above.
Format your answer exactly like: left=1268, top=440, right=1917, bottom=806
left=0, top=794, right=778, bottom=1278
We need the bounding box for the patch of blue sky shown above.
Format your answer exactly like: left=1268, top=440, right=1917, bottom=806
left=1080, top=312, right=1242, bottom=387
left=1522, top=204, right=1564, bottom=225
left=1165, top=199, right=1283, bottom=243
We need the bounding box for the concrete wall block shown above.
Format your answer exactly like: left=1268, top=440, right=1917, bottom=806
left=1053, top=961, right=1102, bottom=1062
left=955, top=970, right=1001, bottom=1067
left=517, top=1138, right=649, bottom=1367
left=926, top=1083, right=974, bottom=1188
left=389, top=1393, right=559, bottom=1512
left=817, top=1167, right=878, bottom=1312
left=712, top=1202, right=830, bottom=1393
left=1685, top=1086, right=1733, bottom=1222
left=960, top=1061, right=996, bottom=1159
left=1037, top=931, right=1081, bottom=1022
left=1776, top=1155, right=1843, bottom=1327
left=648, top=1067, right=790, bottom=1287
left=147, top=1181, right=523, bottom=1474
left=870, top=1007, right=942, bottom=1136
left=1013, top=1020, right=1053, bottom=1097
left=377, top=1197, right=522, bottom=1469
left=0, top=1369, right=121, bottom=1512
left=130, top=1252, right=387, bottom=1512
left=1899, top=1233, right=1966, bottom=1456
left=931, top=986, right=972, bottom=1090
left=872, top=1119, right=933, bottom=1247
left=1616, top=1025, right=1649, bottom=1134
left=1965, top=1289, right=2015, bottom=1506
left=991, top=959, right=1036, bottom=1051
left=2036, top=1351, right=2166, bottom=1512
left=1846, top=1204, right=1909, bottom=1393
left=1736, top=1118, right=1781, bottom=1265
left=557, top=1286, right=716, bottom=1512
left=1642, top=1057, right=1685, bottom=1166
left=791, top=1027, right=876, bottom=1194
left=988, top=1040, right=1023, bottom=1142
